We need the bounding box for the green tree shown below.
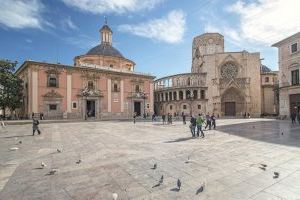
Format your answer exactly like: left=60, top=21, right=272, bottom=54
left=0, top=60, right=23, bottom=118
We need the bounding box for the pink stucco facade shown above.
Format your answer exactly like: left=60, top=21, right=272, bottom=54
left=16, top=24, right=155, bottom=119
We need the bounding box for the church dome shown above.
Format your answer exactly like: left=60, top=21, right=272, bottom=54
left=261, top=65, right=272, bottom=73
left=86, top=43, right=124, bottom=58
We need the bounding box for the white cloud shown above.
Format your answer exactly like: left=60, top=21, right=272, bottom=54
left=61, top=0, right=163, bottom=14
left=25, top=39, right=32, bottom=43
left=118, top=10, right=186, bottom=44
left=227, top=0, right=300, bottom=45
left=0, top=0, right=47, bottom=29
left=61, top=16, right=78, bottom=30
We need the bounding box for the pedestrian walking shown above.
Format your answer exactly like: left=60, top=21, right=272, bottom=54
left=168, top=113, right=172, bottom=124
left=162, top=114, right=166, bottom=124
left=196, top=114, right=205, bottom=137
left=32, top=118, right=41, bottom=136
left=1, top=120, right=6, bottom=128
left=133, top=112, right=137, bottom=124
left=190, top=115, right=196, bottom=137
left=247, top=112, right=251, bottom=119
left=182, top=113, right=186, bottom=125
left=297, top=112, right=300, bottom=125
left=291, top=112, right=297, bottom=125
left=31, top=112, right=35, bottom=119
left=152, top=113, right=156, bottom=122
left=205, top=113, right=211, bottom=130
left=211, top=113, right=216, bottom=129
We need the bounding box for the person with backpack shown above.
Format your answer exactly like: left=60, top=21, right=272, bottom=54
left=196, top=114, right=205, bottom=138
left=32, top=118, right=41, bottom=136
left=190, top=115, right=196, bottom=137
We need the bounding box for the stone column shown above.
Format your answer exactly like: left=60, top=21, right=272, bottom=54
left=198, top=89, right=201, bottom=99
left=120, top=79, right=124, bottom=112
left=32, top=67, right=38, bottom=113
left=183, top=90, right=186, bottom=100
left=107, top=78, right=111, bottom=112
left=150, top=83, right=154, bottom=113
left=176, top=90, right=179, bottom=100
left=67, top=74, right=72, bottom=113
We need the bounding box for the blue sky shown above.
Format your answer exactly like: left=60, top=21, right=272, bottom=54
left=1, top=0, right=299, bottom=78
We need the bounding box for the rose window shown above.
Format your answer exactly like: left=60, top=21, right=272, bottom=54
left=221, top=63, right=238, bottom=79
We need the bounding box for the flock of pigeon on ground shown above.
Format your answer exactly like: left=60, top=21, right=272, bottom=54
left=3, top=123, right=284, bottom=200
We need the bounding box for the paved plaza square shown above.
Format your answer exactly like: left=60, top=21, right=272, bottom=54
left=0, top=119, right=300, bottom=200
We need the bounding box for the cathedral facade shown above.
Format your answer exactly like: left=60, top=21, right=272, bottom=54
left=16, top=23, right=155, bottom=119
left=154, top=33, right=264, bottom=117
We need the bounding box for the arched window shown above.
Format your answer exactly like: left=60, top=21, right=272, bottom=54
left=179, top=91, right=183, bottom=100
left=48, top=74, right=58, bottom=87
left=88, top=81, right=94, bottom=90
left=173, top=91, right=177, bottom=100
left=193, top=90, right=198, bottom=99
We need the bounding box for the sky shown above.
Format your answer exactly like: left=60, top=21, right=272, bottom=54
left=1, top=0, right=300, bottom=78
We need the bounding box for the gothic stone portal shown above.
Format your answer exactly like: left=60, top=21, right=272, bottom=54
left=221, top=88, right=245, bottom=116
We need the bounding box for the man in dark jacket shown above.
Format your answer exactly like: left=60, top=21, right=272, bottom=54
left=32, top=118, right=41, bottom=136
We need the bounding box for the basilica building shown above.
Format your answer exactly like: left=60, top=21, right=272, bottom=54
left=16, top=23, right=155, bottom=119
left=154, top=33, right=277, bottom=117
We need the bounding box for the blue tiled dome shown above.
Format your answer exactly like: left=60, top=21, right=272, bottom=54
left=86, top=43, right=124, bottom=58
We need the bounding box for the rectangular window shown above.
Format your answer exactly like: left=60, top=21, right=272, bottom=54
left=291, top=43, right=298, bottom=53
left=183, top=105, right=187, bottom=109
left=198, top=105, right=201, bottom=109
left=113, top=83, right=118, bottom=92
left=88, top=81, right=94, bottom=90
left=49, top=104, right=57, bottom=111
left=48, top=74, right=58, bottom=87
left=147, top=104, right=150, bottom=109
left=170, top=105, right=173, bottom=110
left=72, top=102, right=77, bottom=109
left=265, top=77, right=269, bottom=83
left=200, top=90, right=205, bottom=99
left=291, top=69, right=299, bottom=85
left=135, top=85, right=140, bottom=93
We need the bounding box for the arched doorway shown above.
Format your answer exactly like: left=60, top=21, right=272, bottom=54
left=221, top=87, right=245, bottom=116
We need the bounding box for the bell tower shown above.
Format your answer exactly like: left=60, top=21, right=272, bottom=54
left=100, top=17, right=113, bottom=45
left=191, top=33, right=224, bottom=73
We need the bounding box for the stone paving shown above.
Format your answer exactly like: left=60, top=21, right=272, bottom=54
left=0, top=118, right=300, bottom=200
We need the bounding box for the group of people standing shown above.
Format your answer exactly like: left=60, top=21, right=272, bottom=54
left=189, top=113, right=216, bottom=138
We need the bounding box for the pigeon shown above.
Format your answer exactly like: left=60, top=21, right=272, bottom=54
left=159, top=175, right=164, bottom=184
left=152, top=163, right=157, bottom=170
left=9, top=147, right=19, bottom=151
left=196, top=183, right=205, bottom=195
left=152, top=175, right=164, bottom=188
left=112, top=193, right=118, bottom=200
left=177, top=179, right=181, bottom=190
left=57, top=148, right=62, bottom=153
left=261, top=164, right=267, bottom=168
left=185, top=156, right=191, bottom=164
left=18, top=141, right=22, bottom=144
left=48, top=169, right=58, bottom=175
left=274, top=172, right=280, bottom=176
left=259, top=166, right=266, bottom=171
left=41, top=162, right=47, bottom=168
left=281, top=132, right=284, bottom=135
left=76, top=159, right=82, bottom=164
